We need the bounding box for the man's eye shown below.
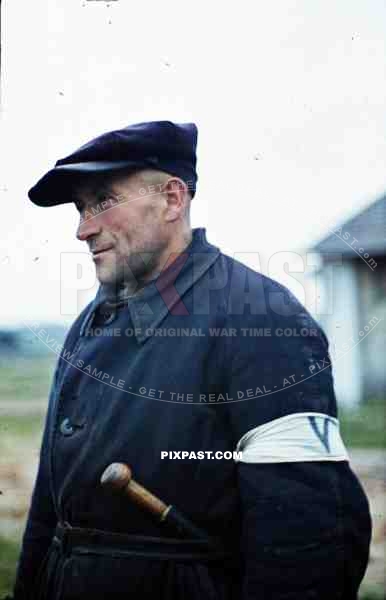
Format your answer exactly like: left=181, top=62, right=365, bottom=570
left=97, top=193, right=111, bottom=205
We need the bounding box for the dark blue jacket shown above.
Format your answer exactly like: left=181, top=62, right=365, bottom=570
left=14, top=228, right=371, bottom=599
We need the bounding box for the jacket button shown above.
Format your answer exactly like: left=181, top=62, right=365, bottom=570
left=102, top=312, right=115, bottom=325
left=60, top=418, right=74, bottom=436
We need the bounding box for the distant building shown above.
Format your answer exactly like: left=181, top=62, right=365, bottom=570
left=310, top=194, right=386, bottom=407
left=0, top=324, right=67, bottom=358
left=0, top=329, right=21, bottom=354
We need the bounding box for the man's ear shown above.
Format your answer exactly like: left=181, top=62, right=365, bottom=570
left=162, top=177, right=188, bottom=222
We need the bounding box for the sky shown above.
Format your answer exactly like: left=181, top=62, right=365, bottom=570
left=1, top=0, right=386, bottom=326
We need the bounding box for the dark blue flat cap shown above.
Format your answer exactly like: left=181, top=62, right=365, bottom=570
left=28, top=121, right=198, bottom=207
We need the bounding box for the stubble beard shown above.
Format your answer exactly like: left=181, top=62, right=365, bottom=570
left=98, top=247, right=163, bottom=297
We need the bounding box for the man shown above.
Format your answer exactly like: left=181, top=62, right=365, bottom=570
left=14, top=121, right=371, bottom=599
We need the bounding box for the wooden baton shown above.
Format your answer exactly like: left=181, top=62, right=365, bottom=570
left=100, top=462, right=212, bottom=542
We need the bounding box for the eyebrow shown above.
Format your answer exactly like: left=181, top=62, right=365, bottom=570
left=72, top=182, right=118, bottom=209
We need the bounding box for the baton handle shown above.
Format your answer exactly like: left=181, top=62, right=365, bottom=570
left=100, top=462, right=211, bottom=542
left=101, top=463, right=167, bottom=517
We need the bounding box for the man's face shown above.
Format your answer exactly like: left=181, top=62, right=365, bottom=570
left=74, top=171, right=169, bottom=289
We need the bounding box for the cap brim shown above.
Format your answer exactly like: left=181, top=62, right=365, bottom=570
left=28, top=160, right=145, bottom=207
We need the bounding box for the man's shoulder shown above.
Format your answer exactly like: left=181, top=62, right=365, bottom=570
left=213, top=250, right=303, bottom=308
left=211, top=250, right=326, bottom=339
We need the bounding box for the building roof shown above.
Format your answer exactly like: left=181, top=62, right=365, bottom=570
left=312, top=194, right=386, bottom=257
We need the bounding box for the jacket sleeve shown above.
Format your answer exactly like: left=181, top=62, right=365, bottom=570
left=236, top=459, right=371, bottom=599
left=12, top=378, right=58, bottom=600
left=220, top=289, right=371, bottom=598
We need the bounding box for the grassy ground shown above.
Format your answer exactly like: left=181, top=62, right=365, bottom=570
left=0, top=412, right=44, bottom=596
left=361, top=592, right=386, bottom=600
left=0, top=537, right=20, bottom=597
left=0, top=355, right=56, bottom=401
left=0, top=414, right=45, bottom=437
left=340, top=400, right=386, bottom=449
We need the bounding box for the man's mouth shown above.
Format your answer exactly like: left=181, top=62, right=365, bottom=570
left=92, top=247, right=113, bottom=257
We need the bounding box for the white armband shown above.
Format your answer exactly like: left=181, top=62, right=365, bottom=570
left=235, top=412, right=349, bottom=464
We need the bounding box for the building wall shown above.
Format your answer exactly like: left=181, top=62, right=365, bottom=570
left=315, top=260, right=363, bottom=407
left=356, top=255, right=386, bottom=400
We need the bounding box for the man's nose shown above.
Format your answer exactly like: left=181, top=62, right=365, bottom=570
left=76, top=213, right=102, bottom=241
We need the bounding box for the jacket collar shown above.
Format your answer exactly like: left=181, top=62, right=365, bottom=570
left=86, top=228, right=220, bottom=344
